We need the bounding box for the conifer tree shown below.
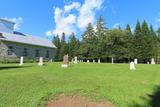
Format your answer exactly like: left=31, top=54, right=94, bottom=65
left=134, top=20, right=142, bottom=60
left=123, top=24, right=134, bottom=61
left=68, top=32, right=79, bottom=60
left=141, top=21, right=153, bottom=62
left=59, top=32, right=68, bottom=60
left=53, top=35, right=61, bottom=61
left=81, top=23, right=97, bottom=59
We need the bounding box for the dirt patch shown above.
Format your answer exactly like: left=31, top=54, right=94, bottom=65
left=46, top=94, right=114, bottom=107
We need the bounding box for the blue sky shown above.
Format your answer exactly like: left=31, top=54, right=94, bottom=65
left=1, top=0, right=160, bottom=39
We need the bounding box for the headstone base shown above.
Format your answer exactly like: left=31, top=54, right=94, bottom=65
left=38, top=63, right=43, bottom=66
left=61, top=64, right=69, bottom=68
left=151, top=62, right=155, bottom=64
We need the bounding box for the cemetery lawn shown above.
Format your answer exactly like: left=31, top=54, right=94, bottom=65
left=0, top=63, right=160, bottom=107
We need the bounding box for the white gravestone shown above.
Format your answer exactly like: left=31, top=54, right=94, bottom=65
left=71, top=58, right=74, bottom=62
left=147, top=61, right=150, bottom=64
left=112, top=57, right=114, bottom=64
left=87, top=60, right=90, bottom=63
left=19, top=56, right=23, bottom=66
left=49, top=59, right=53, bottom=62
left=93, top=60, right=95, bottom=63
left=130, top=61, right=136, bottom=70
left=74, top=56, right=78, bottom=64
left=98, top=59, right=101, bottom=63
left=38, top=57, right=43, bottom=66
left=134, top=58, right=138, bottom=64
left=151, top=58, right=155, bottom=64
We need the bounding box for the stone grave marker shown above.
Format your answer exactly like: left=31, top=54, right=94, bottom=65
left=38, top=57, right=43, bottom=66
left=134, top=58, right=138, bottom=64
left=49, top=59, right=53, bottom=62
left=98, top=59, right=100, bottom=63
left=61, top=55, right=69, bottom=68
left=112, top=57, right=114, bottom=64
left=87, top=60, right=89, bottom=63
left=74, top=56, right=78, bottom=64
left=19, top=56, right=23, bottom=66
left=71, top=58, right=74, bottom=62
left=151, top=58, right=155, bottom=64
left=130, top=61, right=136, bottom=70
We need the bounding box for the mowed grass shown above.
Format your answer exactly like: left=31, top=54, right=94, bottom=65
left=0, top=62, right=160, bottom=107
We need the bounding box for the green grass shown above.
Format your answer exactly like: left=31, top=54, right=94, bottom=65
left=0, top=62, right=160, bottom=107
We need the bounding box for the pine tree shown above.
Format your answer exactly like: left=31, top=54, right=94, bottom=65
left=126, top=24, right=132, bottom=33
left=157, top=27, right=160, bottom=63
left=96, top=16, right=106, bottom=36
left=134, top=20, right=142, bottom=61
left=68, top=32, right=79, bottom=60
left=53, top=35, right=61, bottom=61
left=157, top=28, right=160, bottom=36
left=150, top=25, right=156, bottom=36
left=81, top=23, right=97, bottom=60
left=123, top=24, right=134, bottom=61
left=96, top=16, right=107, bottom=59
left=59, top=32, right=68, bottom=60
left=141, top=21, right=153, bottom=62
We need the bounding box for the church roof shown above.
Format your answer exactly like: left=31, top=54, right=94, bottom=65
left=0, top=32, right=56, bottom=48
left=0, top=18, right=16, bottom=24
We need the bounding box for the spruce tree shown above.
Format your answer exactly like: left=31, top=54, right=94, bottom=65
left=68, top=32, right=79, bottom=60
left=141, top=21, right=153, bottom=62
left=124, top=24, right=134, bottom=61
left=96, top=16, right=106, bottom=35
left=96, top=16, right=107, bottom=60
left=53, top=35, right=61, bottom=61
left=59, top=32, right=68, bottom=60
left=81, top=23, right=97, bottom=60
left=134, top=20, right=142, bottom=61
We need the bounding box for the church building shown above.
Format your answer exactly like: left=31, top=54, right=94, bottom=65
left=0, top=18, right=56, bottom=62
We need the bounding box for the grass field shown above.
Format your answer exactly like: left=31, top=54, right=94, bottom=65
left=0, top=62, right=160, bottom=107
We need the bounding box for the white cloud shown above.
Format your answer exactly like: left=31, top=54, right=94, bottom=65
left=131, top=27, right=134, bottom=32
left=3, top=17, right=23, bottom=30
left=155, top=17, right=160, bottom=23
left=113, top=23, right=121, bottom=29
left=64, top=2, right=81, bottom=13
left=52, top=7, right=77, bottom=37
left=77, top=0, right=103, bottom=30
left=47, top=0, right=104, bottom=37
left=154, top=13, right=160, bottom=30
left=46, top=30, right=52, bottom=36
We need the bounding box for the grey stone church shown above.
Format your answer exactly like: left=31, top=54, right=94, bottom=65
left=0, top=18, right=56, bottom=62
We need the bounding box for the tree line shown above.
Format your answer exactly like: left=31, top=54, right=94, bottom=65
left=53, top=16, right=160, bottom=63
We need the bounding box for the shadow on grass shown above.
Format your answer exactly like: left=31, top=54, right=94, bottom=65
left=0, top=65, right=33, bottom=70
left=131, top=86, right=160, bottom=107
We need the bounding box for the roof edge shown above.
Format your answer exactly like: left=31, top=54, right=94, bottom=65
left=0, top=39, right=56, bottom=49
left=0, top=18, right=16, bottom=24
